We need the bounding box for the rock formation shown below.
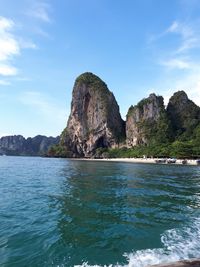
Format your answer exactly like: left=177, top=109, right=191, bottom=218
left=3, top=75, right=200, bottom=159
left=60, top=72, right=125, bottom=157
left=150, top=258, right=200, bottom=267
left=126, top=93, right=171, bottom=147
left=167, top=91, right=200, bottom=138
left=0, top=135, right=59, bottom=156
left=47, top=73, right=200, bottom=158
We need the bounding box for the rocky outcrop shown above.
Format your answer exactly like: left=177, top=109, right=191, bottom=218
left=61, top=72, right=125, bottom=157
left=0, top=135, right=59, bottom=156
left=126, top=93, right=171, bottom=147
left=47, top=73, right=200, bottom=158
left=0, top=135, right=26, bottom=155
left=150, top=258, right=200, bottom=267
left=167, top=91, right=200, bottom=138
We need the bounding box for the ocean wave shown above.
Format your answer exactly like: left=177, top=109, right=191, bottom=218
left=74, top=217, right=200, bottom=267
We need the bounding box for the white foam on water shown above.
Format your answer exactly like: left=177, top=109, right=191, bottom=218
left=74, top=217, right=200, bottom=267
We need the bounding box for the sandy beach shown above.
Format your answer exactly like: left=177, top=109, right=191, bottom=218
left=71, top=157, right=200, bottom=166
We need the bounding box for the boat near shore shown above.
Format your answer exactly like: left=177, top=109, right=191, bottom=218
left=71, top=157, right=200, bottom=166
left=155, top=159, right=167, bottom=164
left=167, top=158, right=176, bottom=164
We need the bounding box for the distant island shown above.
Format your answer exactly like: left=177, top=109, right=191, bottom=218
left=0, top=135, right=59, bottom=156
left=48, top=72, right=200, bottom=159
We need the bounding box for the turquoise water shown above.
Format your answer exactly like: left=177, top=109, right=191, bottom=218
left=0, top=157, right=200, bottom=267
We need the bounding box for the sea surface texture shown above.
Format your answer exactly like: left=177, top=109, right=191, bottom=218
left=0, top=156, right=200, bottom=267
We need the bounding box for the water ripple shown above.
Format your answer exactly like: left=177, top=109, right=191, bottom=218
left=0, top=157, right=200, bottom=266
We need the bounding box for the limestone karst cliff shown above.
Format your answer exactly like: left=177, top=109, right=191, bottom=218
left=167, top=91, right=200, bottom=139
left=60, top=72, right=125, bottom=157
left=126, top=93, right=172, bottom=147
left=0, top=135, right=59, bottom=156
left=3, top=74, right=200, bottom=159
left=49, top=72, right=200, bottom=158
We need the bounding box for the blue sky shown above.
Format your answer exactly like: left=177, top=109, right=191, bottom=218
left=1, top=0, right=200, bottom=137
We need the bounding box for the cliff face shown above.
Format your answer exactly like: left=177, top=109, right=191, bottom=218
left=0, top=135, right=59, bottom=156
left=167, top=91, right=200, bottom=138
left=0, top=135, right=26, bottom=155
left=126, top=94, right=171, bottom=146
left=61, top=72, right=125, bottom=157
left=48, top=71, right=200, bottom=158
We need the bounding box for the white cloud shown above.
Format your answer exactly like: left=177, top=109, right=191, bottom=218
left=28, top=1, right=51, bottom=23
left=167, top=21, right=193, bottom=38
left=33, top=27, right=50, bottom=38
left=0, top=16, right=13, bottom=31
left=167, top=21, right=179, bottom=33
left=149, top=20, right=200, bottom=58
left=0, top=37, right=20, bottom=61
left=0, top=16, right=37, bottom=79
left=153, top=65, right=200, bottom=107
left=18, top=39, right=38, bottom=49
left=0, top=17, right=20, bottom=65
left=160, top=58, right=191, bottom=69
left=19, top=91, right=67, bottom=123
left=0, top=16, right=20, bottom=77
left=16, top=76, right=31, bottom=82
left=0, top=64, right=18, bottom=76
left=149, top=18, right=200, bottom=107
left=166, top=20, right=200, bottom=54
left=172, top=71, right=200, bottom=106
left=0, top=79, right=10, bottom=86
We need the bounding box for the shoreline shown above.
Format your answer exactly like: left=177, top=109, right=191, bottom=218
left=69, top=157, right=200, bottom=166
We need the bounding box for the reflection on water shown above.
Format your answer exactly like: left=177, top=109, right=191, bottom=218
left=50, top=161, right=200, bottom=266
left=0, top=157, right=200, bottom=267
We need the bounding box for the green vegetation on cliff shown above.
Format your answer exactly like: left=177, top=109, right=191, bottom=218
left=48, top=72, right=200, bottom=159
left=103, top=121, right=200, bottom=159
left=76, top=72, right=124, bottom=124
left=48, top=144, right=71, bottom=158
left=99, top=138, right=200, bottom=159
left=127, top=95, right=164, bottom=118
left=126, top=94, right=173, bottom=147
left=167, top=91, right=200, bottom=139
left=75, top=72, right=112, bottom=107
left=75, top=72, right=108, bottom=90
left=101, top=116, right=200, bottom=159
left=135, top=113, right=173, bottom=145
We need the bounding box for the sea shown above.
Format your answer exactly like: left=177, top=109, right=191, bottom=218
left=0, top=156, right=200, bottom=267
